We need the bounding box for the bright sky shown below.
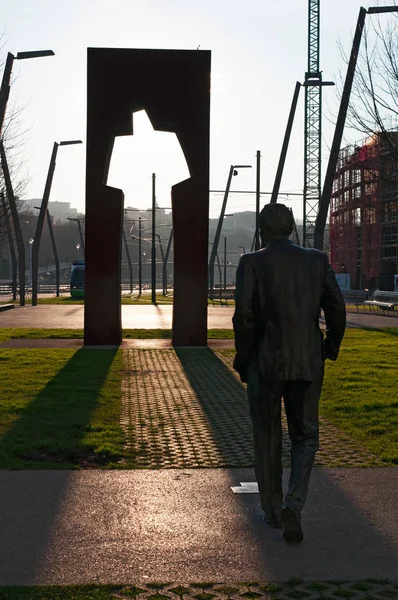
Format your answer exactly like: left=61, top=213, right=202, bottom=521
left=0, top=0, right=384, bottom=221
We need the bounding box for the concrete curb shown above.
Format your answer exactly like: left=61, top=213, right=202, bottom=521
left=0, top=303, right=15, bottom=312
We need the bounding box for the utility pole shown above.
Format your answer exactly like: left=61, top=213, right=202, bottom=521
left=122, top=230, right=133, bottom=293
left=209, top=164, right=252, bottom=294
left=224, top=236, right=227, bottom=290
left=151, top=173, right=156, bottom=304
left=138, top=217, right=142, bottom=296
left=216, top=251, right=222, bottom=301
left=255, top=151, right=261, bottom=250
left=46, top=210, right=60, bottom=297
left=163, top=228, right=173, bottom=296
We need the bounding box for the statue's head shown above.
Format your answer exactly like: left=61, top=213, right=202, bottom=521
left=259, top=203, right=294, bottom=247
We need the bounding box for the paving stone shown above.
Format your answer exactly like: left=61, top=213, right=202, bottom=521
left=120, top=348, right=384, bottom=469
left=107, top=583, right=398, bottom=600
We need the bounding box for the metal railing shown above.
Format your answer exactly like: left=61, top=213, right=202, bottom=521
left=0, top=283, right=70, bottom=295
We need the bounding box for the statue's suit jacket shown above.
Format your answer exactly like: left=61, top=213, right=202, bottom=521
left=232, top=239, right=346, bottom=383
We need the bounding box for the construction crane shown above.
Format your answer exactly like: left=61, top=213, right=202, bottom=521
left=303, top=0, right=334, bottom=248
left=303, top=0, right=322, bottom=248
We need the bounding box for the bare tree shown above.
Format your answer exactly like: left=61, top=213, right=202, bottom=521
left=340, top=12, right=398, bottom=159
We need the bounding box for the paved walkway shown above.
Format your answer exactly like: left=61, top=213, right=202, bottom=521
left=1, top=304, right=398, bottom=329
left=0, top=468, right=397, bottom=584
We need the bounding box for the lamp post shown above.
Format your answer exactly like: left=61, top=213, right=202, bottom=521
left=32, top=139, right=83, bottom=305
left=223, top=236, right=227, bottom=290
left=0, top=191, right=17, bottom=300
left=151, top=173, right=156, bottom=304
left=139, top=218, right=142, bottom=296
left=208, top=164, right=252, bottom=294
left=143, top=251, right=147, bottom=288
left=0, top=49, right=54, bottom=137
left=122, top=231, right=133, bottom=293
left=270, top=82, right=303, bottom=206
left=29, top=238, right=34, bottom=288
left=238, top=245, right=246, bottom=255
left=255, top=150, right=261, bottom=250
left=68, top=217, right=85, bottom=256
left=123, top=214, right=150, bottom=296
left=163, top=228, right=174, bottom=296
left=132, top=224, right=170, bottom=297
left=35, top=206, right=60, bottom=296
left=314, top=5, right=398, bottom=251
left=76, top=243, right=81, bottom=260
left=0, top=139, right=26, bottom=304
left=0, top=49, right=54, bottom=306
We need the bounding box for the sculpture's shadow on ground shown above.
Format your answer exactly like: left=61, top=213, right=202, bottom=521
left=0, top=348, right=118, bottom=469
left=0, top=348, right=118, bottom=583
left=175, top=347, right=255, bottom=466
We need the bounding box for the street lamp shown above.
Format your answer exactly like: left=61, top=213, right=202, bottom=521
left=76, top=243, right=81, bottom=260
left=0, top=49, right=55, bottom=137
left=238, top=245, right=246, bottom=255
left=0, top=49, right=54, bottom=307
left=29, top=238, right=34, bottom=287
left=32, top=139, right=83, bottom=305
left=34, top=205, right=61, bottom=296
left=67, top=217, right=85, bottom=256
left=0, top=191, right=17, bottom=299
left=208, top=164, right=252, bottom=294
left=314, top=4, right=398, bottom=251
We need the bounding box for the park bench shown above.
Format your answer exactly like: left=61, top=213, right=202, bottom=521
left=362, top=290, right=398, bottom=316
left=208, top=287, right=236, bottom=307
left=343, top=290, right=369, bottom=310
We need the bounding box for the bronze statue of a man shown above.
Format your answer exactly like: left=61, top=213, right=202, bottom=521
left=232, top=203, right=346, bottom=543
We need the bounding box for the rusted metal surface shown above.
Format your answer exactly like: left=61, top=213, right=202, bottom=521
left=84, top=48, right=211, bottom=345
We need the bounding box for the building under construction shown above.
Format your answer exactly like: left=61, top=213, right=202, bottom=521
left=329, top=132, right=398, bottom=290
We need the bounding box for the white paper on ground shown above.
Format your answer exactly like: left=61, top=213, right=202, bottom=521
left=231, top=482, right=259, bottom=493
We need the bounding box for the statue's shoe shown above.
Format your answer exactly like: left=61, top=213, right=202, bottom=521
left=263, top=513, right=284, bottom=529
left=281, top=507, right=304, bottom=543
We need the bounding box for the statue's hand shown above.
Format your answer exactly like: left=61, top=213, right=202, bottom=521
left=323, top=336, right=338, bottom=361
left=233, top=354, right=248, bottom=383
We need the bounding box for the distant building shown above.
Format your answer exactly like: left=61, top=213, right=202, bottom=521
left=23, top=199, right=78, bottom=223
left=48, top=201, right=78, bottom=223
left=329, top=132, right=398, bottom=290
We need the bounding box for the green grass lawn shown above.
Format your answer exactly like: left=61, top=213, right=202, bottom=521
left=0, top=328, right=235, bottom=344
left=0, top=348, right=123, bottom=469
left=0, top=327, right=396, bottom=468
left=320, top=327, right=398, bottom=465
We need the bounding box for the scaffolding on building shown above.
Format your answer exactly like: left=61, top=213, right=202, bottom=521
left=329, top=131, right=398, bottom=289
